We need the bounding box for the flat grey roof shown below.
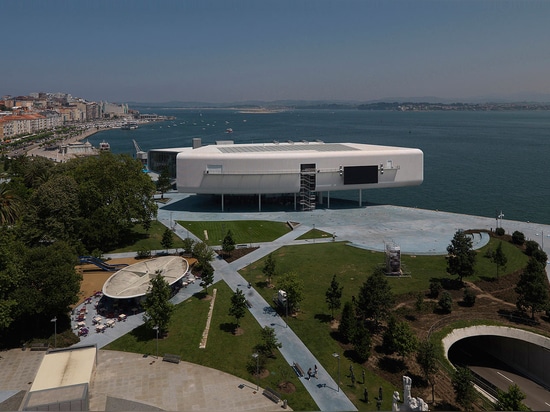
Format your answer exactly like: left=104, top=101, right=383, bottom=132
left=217, top=142, right=359, bottom=153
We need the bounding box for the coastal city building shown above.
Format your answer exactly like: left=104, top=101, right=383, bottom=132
left=148, top=139, right=423, bottom=211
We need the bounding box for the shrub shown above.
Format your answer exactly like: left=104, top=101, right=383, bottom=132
left=438, top=291, right=453, bottom=313
left=495, top=227, right=505, bottom=236
left=136, top=248, right=152, bottom=259
left=429, top=281, right=443, bottom=299
left=463, top=288, right=476, bottom=307
left=525, top=240, right=540, bottom=256
left=512, top=231, right=525, bottom=245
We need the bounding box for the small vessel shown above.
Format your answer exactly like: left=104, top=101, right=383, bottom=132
left=99, top=140, right=110, bottom=151
left=225, top=128, right=233, bottom=133
left=121, top=121, right=138, bottom=130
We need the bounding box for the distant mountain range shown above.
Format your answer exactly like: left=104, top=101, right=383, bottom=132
left=127, top=93, right=550, bottom=109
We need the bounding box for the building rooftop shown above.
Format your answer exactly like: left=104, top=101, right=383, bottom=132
left=102, top=256, right=189, bottom=299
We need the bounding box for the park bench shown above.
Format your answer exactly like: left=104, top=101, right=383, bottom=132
left=30, top=343, right=48, bottom=351
left=292, top=362, right=305, bottom=378
left=263, top=387, right=281, bottom=403
left=236, top=244, right=248, bottom=249
left=162, top=353, right=181, bottom=364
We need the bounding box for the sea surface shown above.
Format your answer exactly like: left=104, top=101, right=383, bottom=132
left=87, top=109, right=550, bottom=225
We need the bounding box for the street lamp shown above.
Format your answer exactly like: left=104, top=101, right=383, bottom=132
left=153, top=325, right=159, bottom=359
left=252, top=353, right=259, bottom=391
left=332, top=352, right=340, bottom=392
left=50, top=317, right=57, bottom=348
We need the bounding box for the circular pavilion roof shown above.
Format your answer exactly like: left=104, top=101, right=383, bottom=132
left=102, top=256, right=189, bottom=299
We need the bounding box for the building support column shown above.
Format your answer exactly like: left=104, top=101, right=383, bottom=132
left=221, top=193, right=224, bottom=212
left=359, top=189, right=362, bottom=206
left=327, top=191, right=330, bottom=209
left=294, top=193, right=297, bottom=211
left=258, top=194, right=262, bottom=212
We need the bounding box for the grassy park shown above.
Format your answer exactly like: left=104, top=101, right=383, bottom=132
left=102, top=217, right=538, bottom=410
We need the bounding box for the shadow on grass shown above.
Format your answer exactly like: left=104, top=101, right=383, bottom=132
left=219, top=322, right=237, bottom=334
left=193, top=291, right=208, bottom=300
left=378, top=356, right=406, bottom=373
left=314, top=313, right=332, bottom=324
left=129, top=324, right=156, bottom=343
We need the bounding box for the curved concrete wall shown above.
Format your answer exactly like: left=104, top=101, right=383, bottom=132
left=443, top=325, right=550, bottom=388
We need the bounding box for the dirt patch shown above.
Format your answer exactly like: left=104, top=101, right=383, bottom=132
left=75, top=257, right=141, bottom=306
left=233, top=327, right=244, bottom=336
left=278, top=381, right=296, bottom=394
left=217, top=247, right=259, bottom=263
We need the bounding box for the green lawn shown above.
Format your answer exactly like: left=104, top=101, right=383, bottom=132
left=109, top=220, right=186, bottom=253
left=105, top=225, right=530, bottom=411
left=177, top=220, right=291, bottom=246
left=105, top=282, right=318, bottom=411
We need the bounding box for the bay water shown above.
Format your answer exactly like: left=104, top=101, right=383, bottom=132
left=87, top=109, right=550, bottom=225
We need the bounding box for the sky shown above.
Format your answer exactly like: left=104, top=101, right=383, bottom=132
left=3, top=0, right=550, bottom=104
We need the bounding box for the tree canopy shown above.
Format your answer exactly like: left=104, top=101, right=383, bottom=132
left=142, top=271, right=174, bottom=334
left=515, top=258, right=549, bottom=319
left=228, top=288, right=248, bottom=328
left=446, top=230, right=476, bottom=282
left=325, top=274, right=343, bottom=319
left=357, top=268, right=394, bottom=328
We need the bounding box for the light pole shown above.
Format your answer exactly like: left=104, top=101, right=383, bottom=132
left=252, top=353, right=259, bottom=391
left=153, top=325, right=159, bottom=359
left=313, top=224, right=315, bottom=244
left=332, top=352, right=340, bottom=392
left=51, top=317, right=57, bottom=348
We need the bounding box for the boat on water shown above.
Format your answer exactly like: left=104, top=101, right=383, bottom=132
left=99, top=140, right=110, bottom=151
left=225, top=128, right=233, bottom=133
left=121, top=121, right=138, bottom=130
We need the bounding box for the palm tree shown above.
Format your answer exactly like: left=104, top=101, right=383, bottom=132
left=0, top=184, right=22, bottom=225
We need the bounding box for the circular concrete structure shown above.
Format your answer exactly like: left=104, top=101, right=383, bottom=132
left=102, top=256, right=189, bottom=299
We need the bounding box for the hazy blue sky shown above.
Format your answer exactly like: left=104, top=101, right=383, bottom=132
left=4, top=0, right=550, bottom=103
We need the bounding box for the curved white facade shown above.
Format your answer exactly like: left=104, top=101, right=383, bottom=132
left=174, top=141, right=423, bottom=195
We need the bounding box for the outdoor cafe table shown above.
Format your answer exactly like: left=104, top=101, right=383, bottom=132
left=118, top=314, right=127, bottom=321
left=96, top=324, right=106, bottom=333
left=93, top=316, right=102, bottom=324
left=77, top=321, right=86, bottom=328
left=106, top=319, right=115, bottom=327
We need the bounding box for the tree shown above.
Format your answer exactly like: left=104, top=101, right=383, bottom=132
left=446, top=230, right=476, bottom=283
left=524, top=240, right=540, bottom=257
left=199, top=262, right=215, bottom=294
left=416, top=340, right=438, bottom=404
left=277, top=272, right=304, bottom=314
left=228, top=288, right=247, bottom=328
left=181, top=237, right=195, bottom=254
left=0, top=184, right=23, bottom=226
left=22, top=175, right=81, bottom=245
left=383, top=317, right=418, bottom=360
left=451, top=366, right=477, bottom=411
left=512, top=231, right=525, bottom=246
left=338, top=301, right=357, bottom=344
left=161, top=227, right=174, bottom=252
left=325, top=274, right=343, bottom=319
left=255, top=326, right=282, bottom=358
left=192, top=241, right=215, bottom=266
left=262, top=253, right=276, bottom=285
left=156, top=166, right=172, bottom=199
left=515, top=258, right=549, bottom=319
left=463, top=288, right=477, bottom=307
left=63, top=153, right=158, bottom=252
left=353, top=320, right=372, bottom=363
left=492, top=241, right=507, bottom=278
left=142, top=271, right=174, bottom=334
left=222, top=230, right=236, bottom=258
left=357, top=268, right=395, bottom=328
left=495, top=384, right=529, bottom=411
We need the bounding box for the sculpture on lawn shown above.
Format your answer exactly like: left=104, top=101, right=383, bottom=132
left=391, top=376, right=429, bottom=411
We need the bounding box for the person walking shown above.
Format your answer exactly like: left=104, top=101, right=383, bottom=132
left=307, top=368, right=312, bottom=380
